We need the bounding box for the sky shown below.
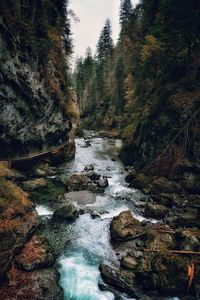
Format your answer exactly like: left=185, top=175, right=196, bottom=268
left=69, top=0, right=139, bottom=63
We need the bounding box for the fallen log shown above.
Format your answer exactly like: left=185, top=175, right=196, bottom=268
left=144, top=249, right=200, bottom=256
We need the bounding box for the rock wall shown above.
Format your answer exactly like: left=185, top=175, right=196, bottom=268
left=0, top=1, right=78, bottom=159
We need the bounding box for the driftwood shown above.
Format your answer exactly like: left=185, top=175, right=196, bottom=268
left=144, top=249, right=200, bottom=256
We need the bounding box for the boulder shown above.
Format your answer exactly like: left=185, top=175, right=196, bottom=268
left=144, top=202, right=169, bottom=219
left=0, top=267, right=63, bottom=300
left=99, top=260, right=142, bottom=298
left=121, top=256, right=138, bottom=270
left=176, top=228, right=200, bottom=251
left=181, top=172, right=200, bottom=193
left=65, top=174, right=89, bottom=191
left=110, top=211, right=143, bottom=240
left=151, top=177, right=180, bottom=194
left=84, top=164, right=95, bottom=171
left=53, top=204, right=79, bottom=221
left=129, top=173, right=152, bottom=190
left=136, top=252, right=189, bottom=294
left=15, top=235, right=55, bottom=271
left=23, top=178, right=47, bottom=191
left=97, top=177, right=109, bottom=188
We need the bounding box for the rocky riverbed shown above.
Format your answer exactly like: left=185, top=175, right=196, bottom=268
left=0, top=131, right=200, bottom=299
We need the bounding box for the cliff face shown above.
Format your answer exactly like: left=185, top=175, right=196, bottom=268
left=0, top=1, right=78, bottom=159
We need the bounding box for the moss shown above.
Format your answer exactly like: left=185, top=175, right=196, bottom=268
left=30, top=179, right=66, bottom=205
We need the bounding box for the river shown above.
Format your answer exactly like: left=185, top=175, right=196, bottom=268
left=37, top=132, right=179, bottom=300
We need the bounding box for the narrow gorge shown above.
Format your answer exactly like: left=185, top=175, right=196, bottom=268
left=0, top=1, right=200, bottom=300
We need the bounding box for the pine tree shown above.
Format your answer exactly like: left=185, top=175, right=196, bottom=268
left=119, top=0, right=133, bottom=35
left=96, top=19, right=113, bottom=63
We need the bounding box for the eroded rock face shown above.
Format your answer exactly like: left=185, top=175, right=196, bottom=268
left=0, top=178, right=38, bottom=281
left=0, top=11, right=77, bottom=160
left=110, top=211, right=143, bottom=241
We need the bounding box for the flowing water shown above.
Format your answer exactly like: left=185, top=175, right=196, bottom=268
left=37, top=133, right=178, bottom=300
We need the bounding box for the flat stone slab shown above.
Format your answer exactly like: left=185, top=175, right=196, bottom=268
left=59, top=191, right=97, bottom=207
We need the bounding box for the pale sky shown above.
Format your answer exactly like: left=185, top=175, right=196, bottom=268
left=69, top=0, right=139, bottom=62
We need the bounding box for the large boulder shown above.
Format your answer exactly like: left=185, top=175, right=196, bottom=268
left=0, top=267, right=63, bottom=300
left=110, top=211, right=143, bottom=241
left=65, top=174, right=89, bottom=192
left=53, top=204, right=79, bottom=221
left=23, top=178, right=47, bottom=191
left=15, top=235, right=55, bottom=271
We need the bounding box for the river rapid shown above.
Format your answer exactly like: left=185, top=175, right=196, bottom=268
left=37, top=132, right=179, bottom=300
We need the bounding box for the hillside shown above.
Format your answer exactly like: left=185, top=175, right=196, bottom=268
left=74, top=0, right=200, bottom=177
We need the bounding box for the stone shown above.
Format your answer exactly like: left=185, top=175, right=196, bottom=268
left=136, top=252, right=189, bottom=294
left=144, top=202, right=169, bottom=219
left=121, top=256, right=138, bottom=270
left=53, top=204, right=79, bottom=221
left=15, top=235, right=55, bottom=271
left=0, top=267, right=63, bottom=300
left=129, top=173, right=152, bottom=190
left=23, top=178, right=47, bottom=191
left=65, top=174, right=89, bottom=191
left=99, top=260, right=142, bottom=298
left=176, top=228, right=200, bottom=251
left=181, top=172, right=200, bottom=193
left=84, top=164, right=95, bottom=171
left=110, top=211, right=143, bottom=240
left=97, top=177, right=109, bottom=188
left=151, top=177, right=180, bottom=194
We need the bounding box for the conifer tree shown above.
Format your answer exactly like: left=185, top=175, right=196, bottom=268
left=119, top=0, right=133, bottom=35
left=97, top=19, right=113, bottom=63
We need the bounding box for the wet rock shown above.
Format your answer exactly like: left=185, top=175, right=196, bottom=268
left=87, top=172, right=101, bottom=181
left=145, top=228, right=174, bottom=250
left=176, top=227, right=200, bottom=251
left=84, top=164, right=95, bottom=171
left=65, top=174, right=89, bottom=191
left=166, top=208, right=200, bottom=228
left=35, top=168, right=47, bottom=177
left=151, top=177, right=180, bottom=194
left=58, top=191, right=96, bottom=207
left=135, top=252, right=189, bottom=295
left=97, top=177, right=109, bottom=188
left=15, top=235, right=55, bottom=271
left=129, top=173, right=152, bottom=190
left=144, top=202, right=169, bottom=219
left=0, top=266, right=63, bottom=300
left=110, top=211, right=143, bottom=241
left=100, top=260, right=142, bottom=298
left=23, top=178, right=47, bottom=191
left=181, top=172, right=200, bottom=193
left=91, top=211, right=101, bottom=219
left=125, top=167, right=137, bottom=183
left=53, top=204, right=79, bottom=221
left=121, top=256, right=138, bottom=270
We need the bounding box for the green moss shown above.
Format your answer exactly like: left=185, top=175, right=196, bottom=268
left=30, top=180, right=66, bottom=205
